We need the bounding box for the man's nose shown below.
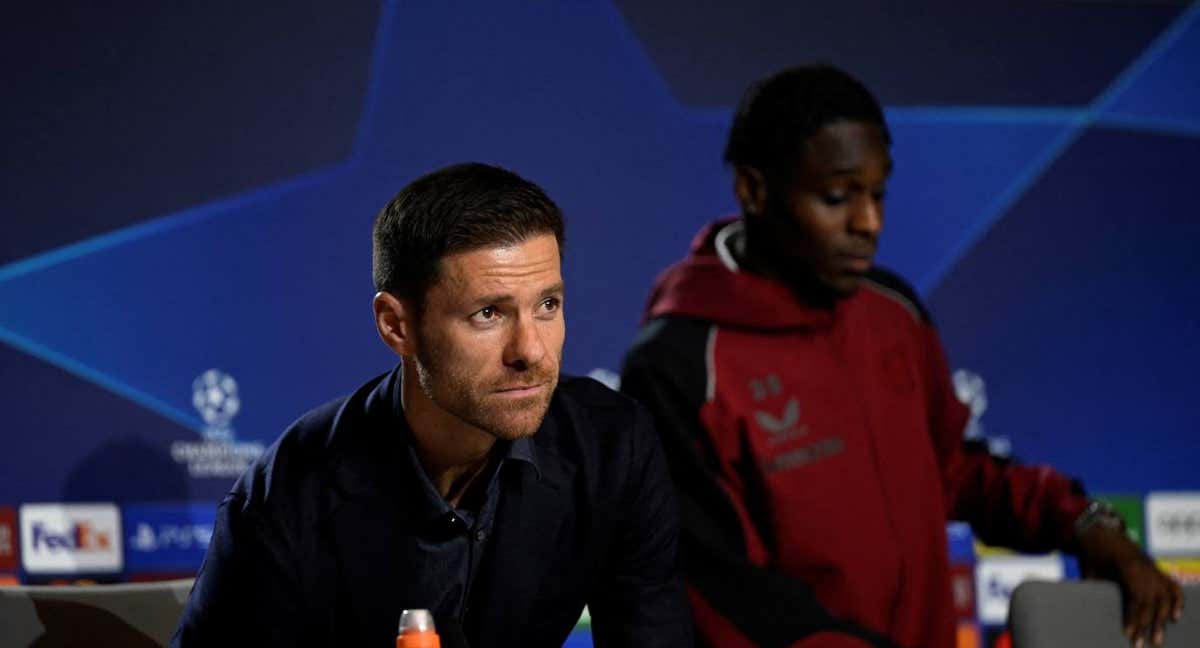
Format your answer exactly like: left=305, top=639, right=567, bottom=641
left=849, top=196, right=883, bottom=238
left=504, top=315, right=547, bottom=370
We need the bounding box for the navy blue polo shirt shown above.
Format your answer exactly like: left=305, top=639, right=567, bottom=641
left=399, top=422, right=540, bottom=628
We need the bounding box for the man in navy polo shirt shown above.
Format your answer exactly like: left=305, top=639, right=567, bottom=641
left=175, top=163, right=692, bottom=648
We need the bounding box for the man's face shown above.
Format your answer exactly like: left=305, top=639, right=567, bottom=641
left=409, top=233, right=565, bottom=441
left=755, top=120, right=891, bottom=297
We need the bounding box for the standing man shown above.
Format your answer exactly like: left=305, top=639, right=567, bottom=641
left=621, top=65, right=1181, bottom=648
left=175, top=163, right=692, bottom=647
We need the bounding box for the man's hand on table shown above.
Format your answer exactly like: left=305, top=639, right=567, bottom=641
left=1077, top=524, right=1183, bottom=648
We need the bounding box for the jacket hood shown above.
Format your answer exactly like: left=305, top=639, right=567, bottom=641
left=644, top=218, right=836, bottom=331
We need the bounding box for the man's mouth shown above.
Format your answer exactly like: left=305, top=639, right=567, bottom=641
left=495, top=383, right=547, bottom=397
left=837, top=253, right=874, bottom=273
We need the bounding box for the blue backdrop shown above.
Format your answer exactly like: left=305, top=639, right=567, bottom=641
left=1, top=0, right=1197, bottom=571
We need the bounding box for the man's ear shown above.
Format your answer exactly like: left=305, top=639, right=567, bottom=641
left=373, top=291, right=416, bottom=357
left=733, top=165, right=768, bottom=218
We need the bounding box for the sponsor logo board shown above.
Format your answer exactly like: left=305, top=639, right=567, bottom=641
left=951, top=561, right=976, bottom=620
left=0, top=506, right=17, bottom=571
left=947, top=521, right=976, bottom=563
left=956, top=622, right=981, bottom=648
left=1146, top=492, right=1200, bottom=556
left=1157, top=558, right=1200, bottom=585
left=19, top=503, right=122, bottom=574
left=123, top=502, right=215, bottom=573
left=975, top=555, right=1064, bottom=625
left=1095, top=493, right=1145, bottom=547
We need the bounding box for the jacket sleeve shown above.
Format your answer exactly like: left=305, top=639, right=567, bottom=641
left=621, top=318, right=899, bottom=648
left=920, top=319, right=1090, bottom=553
left=172, top=493, right=314, bottom=648
left=587, top=404, right=695, bottom=648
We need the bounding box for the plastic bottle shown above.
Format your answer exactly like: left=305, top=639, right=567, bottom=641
left=396, top=609, right=441, bottom=648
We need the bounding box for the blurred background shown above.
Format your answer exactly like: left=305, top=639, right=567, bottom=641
left=1, top=1, right=1198, bottom=645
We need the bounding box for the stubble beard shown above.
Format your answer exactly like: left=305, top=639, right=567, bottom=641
left=413, top=337, right=559, bottom=441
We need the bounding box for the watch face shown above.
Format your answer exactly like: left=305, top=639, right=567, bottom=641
left=1097, top=504, right=1125, bottom=526
left=1097, top=513, right=1125, bottom=529
left=1077, top=502, right=1127, bottom=536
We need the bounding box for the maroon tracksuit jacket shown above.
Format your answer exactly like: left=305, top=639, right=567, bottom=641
left=621, top=219, right=1090, bottom=648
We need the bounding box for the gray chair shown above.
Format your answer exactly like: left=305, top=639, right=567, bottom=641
left=1010, top=580, right=1200, bottom=648
left=0, top=579, right=193, bottom=648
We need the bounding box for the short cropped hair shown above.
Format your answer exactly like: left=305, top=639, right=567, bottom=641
left=724, top=64, right=891, bottom=174
left=372, top=162, right=565, bottom=308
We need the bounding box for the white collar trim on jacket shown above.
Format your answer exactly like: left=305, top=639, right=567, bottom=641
left=714, top=219, right=744, bottom=272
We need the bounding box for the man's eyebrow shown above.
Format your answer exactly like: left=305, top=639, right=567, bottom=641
left=469, top=293, right=516, bottom=308
left=466, top=282, right=564, bottom=308
left=828, top=159, right=893, bottom=177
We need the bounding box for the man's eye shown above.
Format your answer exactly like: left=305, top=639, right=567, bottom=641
left=540, top=297, right=561, bottom=313
left=821, top=193, right=848, bottom=206
left=470, top=307, right=499, bottom=323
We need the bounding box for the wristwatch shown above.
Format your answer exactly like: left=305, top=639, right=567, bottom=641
left=1074, top=500, right=1126, bottom=538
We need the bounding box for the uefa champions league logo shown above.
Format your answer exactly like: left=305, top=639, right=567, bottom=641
left=952, top=368, right=988, bottom=439
left=952, top=368, right=1012, bottom=458
left=174, top=369, right=262, bottom=479
left=192, top=369, right=240, bottom=442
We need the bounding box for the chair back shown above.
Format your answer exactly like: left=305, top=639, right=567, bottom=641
left=0, top=579, right=194, bottom=648
left=1010, top=580, right=1200, bottom=648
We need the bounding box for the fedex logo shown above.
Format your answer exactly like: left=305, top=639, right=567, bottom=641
left=974, top=555, right=1063, bottom=625
left=20, top=503, right=122, bottom=574
left=31, top=521, right=113, bottom=551
left=984, top=575, right=1017, bottom=600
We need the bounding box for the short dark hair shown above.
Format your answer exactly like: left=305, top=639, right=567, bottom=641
left=724, top=64, right=891, bottom=173
left=372, top=162, right=565, bottom=307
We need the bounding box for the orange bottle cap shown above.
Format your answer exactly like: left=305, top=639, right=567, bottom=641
left=396, top=629, right=440, bottom=648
